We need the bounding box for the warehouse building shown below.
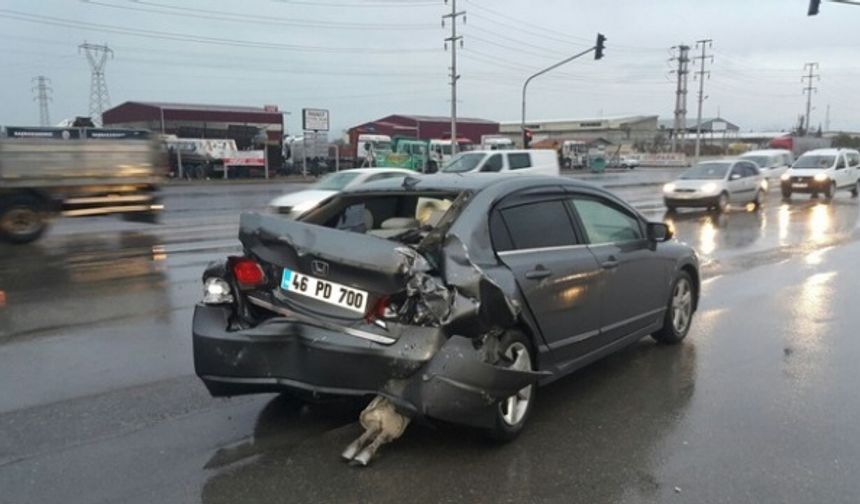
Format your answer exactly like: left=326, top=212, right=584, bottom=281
left=102, top=101, right=285, bottom=149
left=499, top=115, right=660, bottom=147
left=348, top=114, right=499, bottom=146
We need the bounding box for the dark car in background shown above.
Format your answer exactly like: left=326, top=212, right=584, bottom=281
left=192, top=175, right=700, bottom=440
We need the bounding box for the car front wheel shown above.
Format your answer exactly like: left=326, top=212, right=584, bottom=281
left=825, top=181, right=836, bottom=201
left=852, top=181, right=859, bottom=198
left=652, top=271, right=695, bottom=345
left=716, top=192, right=729, bottom=213
left=486, top=331, right=535, bottom=441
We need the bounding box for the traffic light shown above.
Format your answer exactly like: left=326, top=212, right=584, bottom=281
left=595, top=33, right=606, bottom=60
left=808, top=0, right=821, bottom=15
left=523, top=129, right=533, bottom=149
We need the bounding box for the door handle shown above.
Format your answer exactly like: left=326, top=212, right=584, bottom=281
left=602, top=257, right=619, bottom=270
left=525, top=268, right=552, bottom=280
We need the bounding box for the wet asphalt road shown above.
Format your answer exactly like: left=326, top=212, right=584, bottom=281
left=2, top=170, right=860, bottom=503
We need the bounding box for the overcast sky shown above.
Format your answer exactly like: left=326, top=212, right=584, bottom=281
left=2, top=0, right=859, bottom=136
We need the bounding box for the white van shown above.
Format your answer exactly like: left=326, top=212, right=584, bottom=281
left=780, top=148, right=860, bottom=200
left=441, top=149, right=560, bottom=176
left=740, top=149, right=794, bottom=181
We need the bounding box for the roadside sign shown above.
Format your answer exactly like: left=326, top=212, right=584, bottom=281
left=302, top=108, right=330, bottom=132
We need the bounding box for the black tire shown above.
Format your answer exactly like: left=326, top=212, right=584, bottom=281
left=753, top=189, right=764, bottom=209
left=652, top=271, right=695, bottom=345
left=486, top=330, right=536, bottom=442
left=852, top=181, right=859, bottom=198
left=716, top=192, right=729, bottom=213
left=825, top=182, right=836, bottom=201
left=0, top=194, right=49, bottom=244
left=781, top=188, right=792, bottom=201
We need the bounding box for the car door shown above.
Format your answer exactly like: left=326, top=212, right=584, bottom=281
left=727, top=162, right=752, bottom=203
left=567, top=193, right=670, bottom=344
left=834, top=153, right=851, bottom=188
left=491, top=190, right=605, bottom=367
left=742, top=162, right=763, bottom=201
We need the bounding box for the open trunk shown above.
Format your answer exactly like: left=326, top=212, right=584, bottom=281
left=239, top=212, right=422, bottom=320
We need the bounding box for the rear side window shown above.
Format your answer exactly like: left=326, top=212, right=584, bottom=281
left=849, top=152, right=860, bottom=167
left=837, top=155, right=847, bottom=169
left=570, top=197, right=643, bottom=244
left=496, top=200, right=577, bottom=251
left=507, top=153, right=532, bottom=170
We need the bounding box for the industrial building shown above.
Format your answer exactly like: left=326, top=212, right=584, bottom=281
left=102, top=101, right=285, bottom=149
left=347, top=114, right=499, bottom=146
left=657, top=117, right=740, bottom=135
left=499, top=115, right=660, bottom=147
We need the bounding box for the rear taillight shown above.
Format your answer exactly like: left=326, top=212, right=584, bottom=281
left=364, top=296, right=390, bottom=324
left=231, top=257, right=266, bottom=289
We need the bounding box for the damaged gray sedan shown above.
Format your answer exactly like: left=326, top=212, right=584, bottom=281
left=193, top=175, right=700, bottom=461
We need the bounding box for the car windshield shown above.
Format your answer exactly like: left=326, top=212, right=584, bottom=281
left=315, top=172, right=362, bottom=190
left=442, top=152, right=486, bottom=173
left=374, top=141, right=391, bottom=152
left=741, top=156, right=770, bottom=167
left=680, top=162, right=730, bottom=180
left=794, top=155, right=835, bottom=169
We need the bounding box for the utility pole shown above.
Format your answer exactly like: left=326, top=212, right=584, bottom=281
left=802, top=62, right=820, bottom=136
left=443, top=1, right=465, bottom=155
left=79, top=42, right=114, bottom=126
left=669, top=45, right=690, bottom=153
left=825, top=103, right=831, bottom=132
left=32, top=75, right=52, bottom=127
left=693, top=39, right=713, bottom=162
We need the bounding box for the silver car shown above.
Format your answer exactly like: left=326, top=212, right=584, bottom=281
left=663, top=159, right=767, bottom=212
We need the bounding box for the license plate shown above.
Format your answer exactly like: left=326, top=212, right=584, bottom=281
left=792, top=183, right=807, bottom=188
left=280, top=268, right=368, bottom=313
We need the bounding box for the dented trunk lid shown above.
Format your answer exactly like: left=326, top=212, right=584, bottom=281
left=239, top=212, right=413, bottom=319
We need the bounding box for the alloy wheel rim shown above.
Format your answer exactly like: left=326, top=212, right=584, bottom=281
left=1, top=207, right=40, bottom=235
left=671, top=278, right=693, bottom=334
left=499, top=342, right=533, bottom=426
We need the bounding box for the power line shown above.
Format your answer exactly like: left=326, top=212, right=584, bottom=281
left=693, top=39, right=713, bottom=161
left=0, top=10, right=438, bottom=54
left=81, top=0, right=437, bottom=31
left=79, top=42, right=113, bottom=126
left=443, top=0, right=465, bottom=153
left=802, top=62, right=820, bottom=135
left=31, top=75, right=52, bottom=126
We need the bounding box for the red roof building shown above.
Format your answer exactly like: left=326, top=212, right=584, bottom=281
left=348, top=114, right=499, bottom=146
left=102, top=101, right=285, bottom=148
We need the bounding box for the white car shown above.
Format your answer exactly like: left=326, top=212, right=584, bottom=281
left=269, top=168, right=416, bottom=218
left=440, top=149, right=560, bottom=177
left=740, top=149, right=794, bottom=181
left=780, top=148, right=860, bottom=200
left=663, top=159, right=767, bottom=212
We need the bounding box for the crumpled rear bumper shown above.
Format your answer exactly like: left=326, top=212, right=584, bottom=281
left=192, top=304, right=544, bottom=428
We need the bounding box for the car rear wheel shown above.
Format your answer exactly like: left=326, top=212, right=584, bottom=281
left=486, top=331, right=535, bottom=442
left=652, top=271, right=694, bottom=345
left=0, top=194, right=48, bottom=244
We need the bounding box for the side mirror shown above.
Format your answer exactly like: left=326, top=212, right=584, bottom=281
left=730, top=173, right=742, bottom=180
left=648, top=222, right=673, bottom=243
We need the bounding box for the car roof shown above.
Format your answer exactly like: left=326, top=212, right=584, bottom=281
left=341, top=173, right=597, bottom=194
left=334, top=167, right=414, bottom=175
left=741, top=149, right=790, bottom=156
left=800, top=148, right=855, bottom=156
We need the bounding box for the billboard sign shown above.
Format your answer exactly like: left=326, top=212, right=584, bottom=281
left=302, top=108, right=330, bottom=132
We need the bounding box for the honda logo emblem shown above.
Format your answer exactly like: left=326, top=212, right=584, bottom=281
left=311, top=260, right=329, bottom=277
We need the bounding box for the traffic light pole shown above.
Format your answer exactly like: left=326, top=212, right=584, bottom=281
left=521, top=36, right=603, bottom=147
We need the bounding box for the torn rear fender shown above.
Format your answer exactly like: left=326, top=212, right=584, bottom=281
left=401, top=335, right=549, bottom=428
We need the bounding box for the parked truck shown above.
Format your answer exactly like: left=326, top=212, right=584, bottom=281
left=0, top=126, right=166, bottom=243
left=375, top=137, right=434, bottom=172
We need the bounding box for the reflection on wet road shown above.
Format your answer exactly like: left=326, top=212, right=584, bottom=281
left=1, top=182, right=860, bottom=503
